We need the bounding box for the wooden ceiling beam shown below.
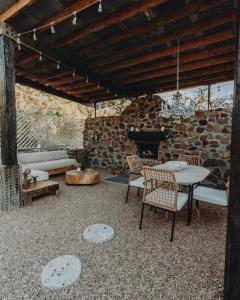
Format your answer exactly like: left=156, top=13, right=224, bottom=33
left=77, top=0, right=228, bottom=56
left=90, top=11, right=236, bottom=67
left=45, top=75, right=83, bottom=87
left=60, top=82, right=97, bottom=92
left=144, top=72, right=234, bottom=95
left=59, top=81, right=95, bottom=91
left=0, top=0, right=37, bottom=21
left=119, top=53, right=234, bottom=85
left=56, top=0, right=168, bottom=47
left=114, top=44, right=235, bottom=79
left=70, top=86, right=105, bottom=95
left=16, top=61, right=55, bottom=76
left=40, top=71, right=72, bottom=83
left=94, top=29, right=235, bottom=73
left=15, top=0, right=100, bottom=64
left=128, top=63, right=234, bottom=91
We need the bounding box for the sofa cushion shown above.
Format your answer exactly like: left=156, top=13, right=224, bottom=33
left=18, top=150, right=68, bottom=164
left=22, top=158, right=76, bottom=172
left=30, top=170, right=49, bottom=181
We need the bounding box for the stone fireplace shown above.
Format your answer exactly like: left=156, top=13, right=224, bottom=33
left=127, top=131, right=168, bottom=159
left=83, top=95, right=231, bottom=187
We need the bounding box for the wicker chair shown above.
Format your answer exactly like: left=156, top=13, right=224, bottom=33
left=125, top=155, right=144, bottom=203
left=140, top=167, right=188, bottom=241
left=178, top=154, right=201, bottom=166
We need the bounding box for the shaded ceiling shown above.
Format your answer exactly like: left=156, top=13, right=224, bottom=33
left=0, top=0, right=236, bottom=104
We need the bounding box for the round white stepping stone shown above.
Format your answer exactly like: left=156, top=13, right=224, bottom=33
left=83, top=224, right=114, bottom=244
left=41, top=255, right=81, bottom=289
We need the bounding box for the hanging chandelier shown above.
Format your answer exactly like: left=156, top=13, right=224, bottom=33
left=160, top=40, right=195, bottom=123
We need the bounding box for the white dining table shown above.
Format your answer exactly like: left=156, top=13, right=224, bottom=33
left=154, top=164, right=210, bottom=224
left=154, top=164, right=210, bottom=186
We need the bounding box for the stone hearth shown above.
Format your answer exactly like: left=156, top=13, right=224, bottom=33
left=83, top=95, right=231, bottom=187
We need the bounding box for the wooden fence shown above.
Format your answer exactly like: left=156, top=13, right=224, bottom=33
left=17, top=113, right=85, bottom=149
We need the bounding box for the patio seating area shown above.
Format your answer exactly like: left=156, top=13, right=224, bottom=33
left=0, top=172, right=227, bottom=299
left=0, top=0, right=240, bottom=298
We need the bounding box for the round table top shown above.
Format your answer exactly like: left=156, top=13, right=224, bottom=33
left=154, top=165, right=210, bottom=185
left=66, top=169, right=99, bottom=176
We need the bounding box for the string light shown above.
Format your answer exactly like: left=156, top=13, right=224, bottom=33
left=33, top=29, right=37, bottom=41
left=72, top=70, right=76, bottom=77
left=72, top=11, right=77, bottom=25
left=107, top=89, right=110, bottom=93
left=51, top=23, right=55, bottom=34
left=39, top=51, right=42, bottom=61
left=97, top=82, right=100, bottom=88
left=98, top=0, right=103, bottom=13
left=17, top=34, right=21, bottom=51
left=57, top=61, right=60, bottom=69
left=86, top=76, right=89, bottom=83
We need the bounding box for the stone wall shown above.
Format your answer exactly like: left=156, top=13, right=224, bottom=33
left=83, top=95, right=231, bottom=187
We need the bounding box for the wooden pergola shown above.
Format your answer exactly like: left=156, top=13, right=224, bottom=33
left=0, top=0, right=239, bottom=298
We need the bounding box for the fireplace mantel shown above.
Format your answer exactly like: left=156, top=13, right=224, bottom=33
left=127, top=131, right=168, bottom=144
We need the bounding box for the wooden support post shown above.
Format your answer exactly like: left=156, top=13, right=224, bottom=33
left=207, top=84, right=211, bottom=111
left=0, top=34, right=17, bottom=165
left=224, top=10, right=240, bottom=300
left=0, top=24, right=22, bottom=210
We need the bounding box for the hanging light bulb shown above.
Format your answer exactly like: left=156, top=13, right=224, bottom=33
left=72, top=70, right=76, bottom=77
left=86, top=76, right=89, bottom=83
left=39, top=52, right=42, bottom=61
left=33, top=29, right=37, bottom=41
left=97, top=82, right=100, bottom=88
left=51, top=23, right=55, bottom=34
left=98, top=0, right=103, bottom=13
left=17, top=34, right=21, bottom=51
left=107, top=88, right=110, bottom=93
left=57, top=61, right=60, bottom=69
left=72, top=11, right=77, bottom=25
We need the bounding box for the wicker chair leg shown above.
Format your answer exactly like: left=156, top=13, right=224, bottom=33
left=125, top=185, right=130, bottom=203
left=139, top=203, right=145, bottom=229
left=170, top=213, right=176, bottom=242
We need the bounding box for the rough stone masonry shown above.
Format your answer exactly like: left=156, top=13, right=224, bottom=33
left=83, top=95, right=231, bottom=187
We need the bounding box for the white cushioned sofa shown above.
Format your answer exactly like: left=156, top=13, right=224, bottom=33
left=18, top=150, right=76, bottom=178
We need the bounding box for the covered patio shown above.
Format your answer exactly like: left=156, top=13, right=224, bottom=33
left=0, top=0, right=239, bottom=299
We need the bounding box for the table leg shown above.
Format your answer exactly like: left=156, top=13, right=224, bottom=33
left=187, top=184, right=194, bottom=225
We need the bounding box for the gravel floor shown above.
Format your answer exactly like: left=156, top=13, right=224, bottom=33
left=0, top=171, right=227, bottom=300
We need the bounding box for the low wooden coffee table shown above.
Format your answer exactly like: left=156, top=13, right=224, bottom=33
left=65, top=169, right=100, bottom=185
left=23, top=180, right=59, bottom=206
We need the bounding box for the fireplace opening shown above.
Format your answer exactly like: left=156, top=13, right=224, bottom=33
left=138, top=143, right=159, bottom=159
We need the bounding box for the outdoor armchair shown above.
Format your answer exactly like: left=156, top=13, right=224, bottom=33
left=140, top=167, right=188, bottom=242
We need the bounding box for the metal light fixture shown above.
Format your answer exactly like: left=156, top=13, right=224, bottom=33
left=160, top=40, right=195, bottom=123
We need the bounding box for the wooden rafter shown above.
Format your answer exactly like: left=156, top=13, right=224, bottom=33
left=0, top=0, right=37, bottom=21
left=114, top=44, right=235, bottom=80
left=45, top=75, right=83, bottom=87
left=59, top=82, right=95, bottom=91
left=128, top=63, right=234, bottom=92
left=16, top=62, right=55, bottom=77
left=55, top=0, right=168, bottom=47
left=118, top=53, right=234, bottom=85
left=94, top=29, right=235, bottom=73
left=16, top=0, right=99, bottom=65
left=90, top=11, right=236, bottom=67
left=154, top=74, right=233, bottom=94
left=77, top=0, right=228, bottom=56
